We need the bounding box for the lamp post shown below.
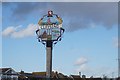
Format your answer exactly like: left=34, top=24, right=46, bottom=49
left=36, top=11, right=65, bottom=79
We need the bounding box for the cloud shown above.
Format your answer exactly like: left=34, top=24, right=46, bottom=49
left=75, top=57, right=88, bottom=66
left=2, top=24, right=38, bottom=38
left=3, top=2, right=118, bottom=32
left=3, top=2, right=46, bottom=21
left=75, top=64, right=89, bottom=73
left=12, top=3, right=45, bottom=20
left=52, top=2, right=118, bottom=31
left=74, top=57, right=117, bottom=77
left=74, top=64, right=117, bottom=77
left=2, top=26, right=18, bottom=36
left=74, top=57, right=89, bottom=75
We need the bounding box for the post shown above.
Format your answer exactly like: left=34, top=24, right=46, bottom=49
left=36, top=10, right=64, bottom=79
left=46, top=41, right=52, bottom=79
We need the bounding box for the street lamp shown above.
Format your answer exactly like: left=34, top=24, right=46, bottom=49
left=36, top=10, right=65, bottom=79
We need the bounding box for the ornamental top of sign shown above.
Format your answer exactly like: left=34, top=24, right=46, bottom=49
left=36, top=10, right=65, bottom=43
left=38, top=11, right=63, bottom=26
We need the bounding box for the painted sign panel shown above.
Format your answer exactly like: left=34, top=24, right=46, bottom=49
left=38, top=11, right=62, bottom=41
left=39, top=27, right=60, bottom=41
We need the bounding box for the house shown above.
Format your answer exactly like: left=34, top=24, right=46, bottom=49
left=0, top=68, right=19, bottom=80
left=19, top=70, right=38, bottom=80
left=70, top=75, right=81, bottom=80
left=32, top=71, right=69, bottom=79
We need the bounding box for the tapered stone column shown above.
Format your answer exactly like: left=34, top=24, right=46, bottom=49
left=46, top=41, right=52, bottom=79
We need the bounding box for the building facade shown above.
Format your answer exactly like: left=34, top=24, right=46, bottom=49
left=0, top=68, right=19, bottom=80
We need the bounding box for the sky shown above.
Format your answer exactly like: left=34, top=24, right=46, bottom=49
left=1, top=2, right=119, bottom=78
left=1, top=0, right=120, bottom=2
